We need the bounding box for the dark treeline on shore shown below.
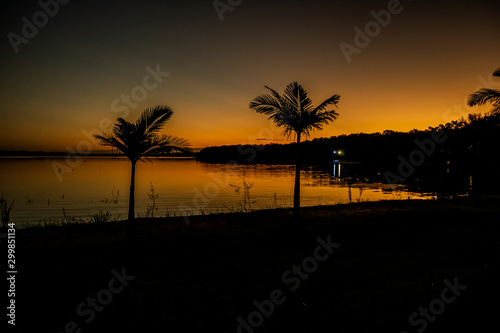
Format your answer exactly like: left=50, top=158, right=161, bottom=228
left=197, top=113, right=500, bottom=194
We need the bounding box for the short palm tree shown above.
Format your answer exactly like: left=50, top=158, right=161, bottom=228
left=467, top=68, right=500, bottom=114
left=94, top=105, right=189, bottom=236
left=250, top=82, right=340, bottom=220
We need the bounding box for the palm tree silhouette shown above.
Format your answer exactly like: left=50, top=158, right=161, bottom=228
left=250, top=82, right=340, bottom=220
left=94, top=105, right=190, bottom=236
left=468, top=68, right=500, bottom=114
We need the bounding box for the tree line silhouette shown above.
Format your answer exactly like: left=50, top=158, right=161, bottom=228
left=196, top=113, right=500, bottom=190
left=91, top=68, right=499, bottom=236
left=197, top=113, right=498, bottom=163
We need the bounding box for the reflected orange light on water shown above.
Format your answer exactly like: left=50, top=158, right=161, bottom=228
left=0, top=157, right=432, bottom=226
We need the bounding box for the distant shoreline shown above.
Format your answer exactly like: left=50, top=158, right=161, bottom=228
left=0, top=155, right=196, bottom=159
left=0, top=150, right=198, bottom=158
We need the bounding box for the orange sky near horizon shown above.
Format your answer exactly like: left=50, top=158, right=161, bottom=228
left=1, top=0, right=499, bottom=151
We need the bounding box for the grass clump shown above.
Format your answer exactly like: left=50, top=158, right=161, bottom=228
left=88, top=210, right=116, bottom=224
left=0, top=195, right=14, bottom=227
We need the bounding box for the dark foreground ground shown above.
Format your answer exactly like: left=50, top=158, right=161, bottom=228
left=12, top=197, right=500, bottom=332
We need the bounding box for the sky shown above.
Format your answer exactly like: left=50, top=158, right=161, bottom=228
left=1, top=0, right=499, bottom=151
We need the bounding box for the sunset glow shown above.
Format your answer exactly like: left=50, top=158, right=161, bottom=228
left=3, top=2, right=500, bottom=331
left=1, top=0, right=499, bottom=151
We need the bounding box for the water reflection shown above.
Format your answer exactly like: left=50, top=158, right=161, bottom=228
left=0, top=158, right=435, bottom=227
left=333, top=162, right=341, bottom=180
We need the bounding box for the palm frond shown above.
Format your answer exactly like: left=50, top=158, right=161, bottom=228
left=144, top=134, right=191, bottom=156
left=93, top=133, right=129, bottom=156
left=467, top=88, right=500, bottom=107
left=157, top=134, right=190, bottom=149
left=317, top=109, right=340, bottom=123
left=135, top=105, right=173, bottom=136
left=491, top=101, right=500, bottom=115
left=269, top=112, right=296, bottom=134
left=249, top=94, right=283, bottom=115
left=113, top=118, right=134, bottom=137
left=280, top=126, right=296, bottom=139
left=264, top=85, right=283, bottom=101
left=94, top=105, right=188, bottom=163
left=250, top=82, right=341, bottom=139
left=283, top=82, right=314, bottom=113
left=314, top=94, right=341, bottom=113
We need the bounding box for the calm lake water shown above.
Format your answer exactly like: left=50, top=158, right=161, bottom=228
left=0, top=157, right=433, bottom=227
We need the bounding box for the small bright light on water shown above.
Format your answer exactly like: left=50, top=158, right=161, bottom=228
left=0, top=158, right=432, bottom=227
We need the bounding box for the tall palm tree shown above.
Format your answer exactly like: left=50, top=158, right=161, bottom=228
left=467, top=68, right=500, bottom=114
left=94, top=105, right=189, bottom=236
left=249, top=82, right=340, bottom=220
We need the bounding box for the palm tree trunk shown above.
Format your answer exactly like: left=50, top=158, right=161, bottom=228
left=127, top=160, right=136, bottom=241
left=293, top=132, right=301, bottom=221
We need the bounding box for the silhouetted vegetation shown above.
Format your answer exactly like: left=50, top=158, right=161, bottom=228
left=249, top=82, right=340, bottom=219
left=0, top=194, right=14, bottom=227
left=468, top=67, right=500, bottom=114
left=94, top=105, right=190, bottom=239
left=197, top=113, right=500, bottom=194
left=88, top=210, right=116, bottom=224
